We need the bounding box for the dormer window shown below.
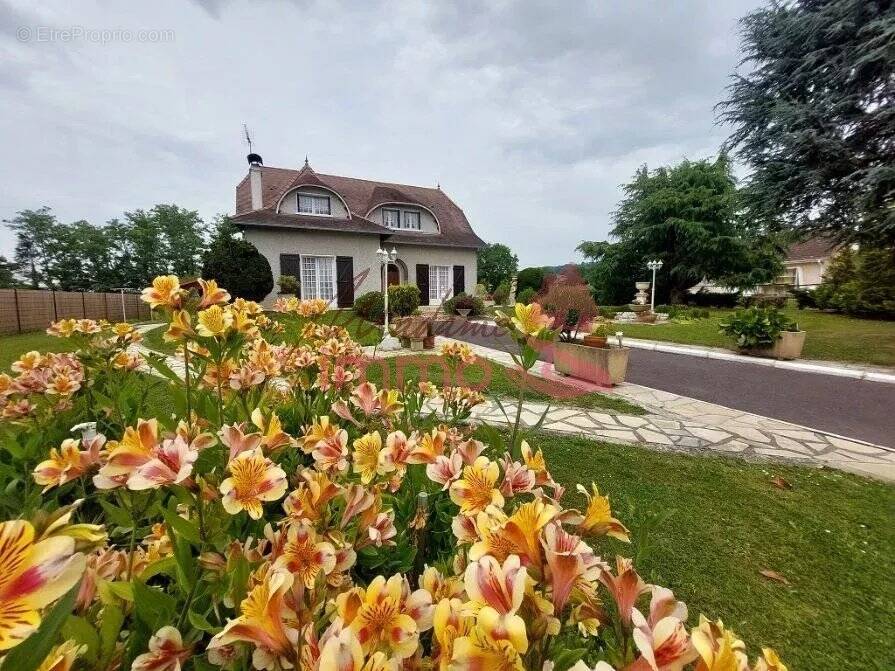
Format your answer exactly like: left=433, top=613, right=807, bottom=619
left=298, top=194, right=331, bottom=216
left=402, top=211, right=421, bottom=230
left=382, top=208, right=400, bottom=229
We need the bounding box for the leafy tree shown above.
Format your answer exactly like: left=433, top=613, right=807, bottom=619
left=4, top=207, right=57, bottom=288
left=202, top=237, right=273, bottom=302
left=813, top=246, right=895, bottom=316
left=580, top=156, right=783, bottom=304
left=718, top=0, right=894, bottom=246
left=153, top=204, right=206, bottom=278
left=575, top=241, right=643, bottom=305
left=476, top=243, right=518, bottom=292
left=516, top=267, right=546, bottom=294
left=0, top=256, right=19, bottom=288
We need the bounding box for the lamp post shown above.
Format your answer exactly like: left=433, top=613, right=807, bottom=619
left=646, top=260, right=663, bottom=313
left=377, top=246, right=402, bottom=351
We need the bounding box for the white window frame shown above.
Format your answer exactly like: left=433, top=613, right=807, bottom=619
left=300, top=254, right=337, bottom=302
left=297, top=193, right=332, bottom=216
left=429, top=265, right=453, bottom=305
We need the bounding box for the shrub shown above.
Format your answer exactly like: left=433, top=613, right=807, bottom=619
left=791, top=287, right=817, bottom=310
left=492, top=282, right=510, bottom=305
left=388, top=284, right=420, bottom=317
left=539, top=276, right=599, bottom=342
left=599, top=306, right=619, bottom=319
left=443, top=292, right=485, bottom=316
left=202, top=238, right=274, bottom=302
left=516, top=267, right=546, bottom=293
left=353, top=291, right=384, bottom=322
left=719, top=306, right=796, bottom=349
left=687, top=291, right=741, bottom=308
left=813, top=247, right=895, bottom=317
left=741, top=294, right=787, bottom=309
left=517, top=287, right=537, bottom=304
left=474, top=283, right=488, bottom=298
left=277, top=274, right=299, bottom=294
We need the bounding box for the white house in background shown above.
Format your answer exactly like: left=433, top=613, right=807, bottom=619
left=232, top=154, right=484, bottom=307
left=780, top=237, right=839, bottom=288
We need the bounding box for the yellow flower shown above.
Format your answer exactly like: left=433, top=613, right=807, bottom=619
left=0, top=520, right=86, bottom=650
left=433, top=598, right=472, bottom=671
left=449, top=457, right=504, bottom=516
left=463, top=554, right=528, bottom=653
left=273, top=522, right=337, bottom=589
left=449, top=622, right=525, bottom=671
left=220, top=449, right=288, bottom=519
left=509, top=302, right=553, bottom=337
left=198, top=278, right=231, bottom=308
left=352, top=432, right=385, bottom=484
left=142, top=275, right=183, bottom=309
left=576, top=483, right=630, bottom=542
left=36, top=640, right=84, bottom=671
left=754, top=648, right=788, bottom=671
left=319, top=626, right=363, bottom=671
left=691, top=616, right=748, bottom=671
left=197, top=304, right=233, bottom=338
left=163, top=310, right=195, bottom=342
left=46, top=319, right=78, bottom=338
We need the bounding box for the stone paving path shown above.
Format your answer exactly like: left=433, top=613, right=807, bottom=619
left=131, top=325, right=895, bottom=482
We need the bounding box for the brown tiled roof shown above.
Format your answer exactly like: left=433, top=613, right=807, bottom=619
left=235, top=164, right=485, bottom=249
left=785, top=237, right=838, bottom=262
left=231, top=210, right=388, bottom=235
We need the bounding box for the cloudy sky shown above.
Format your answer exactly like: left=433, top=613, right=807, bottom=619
left=0, top=0, right=761, bottom=267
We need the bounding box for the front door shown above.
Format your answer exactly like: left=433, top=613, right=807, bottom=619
left=387, top=263, right=400, bottom=287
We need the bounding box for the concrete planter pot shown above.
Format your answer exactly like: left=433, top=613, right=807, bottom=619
left=741, top=330, right=806, bottom=360
left=457, top=308, right=472, bottom=318
left=554, top=342, right=630, bottom=386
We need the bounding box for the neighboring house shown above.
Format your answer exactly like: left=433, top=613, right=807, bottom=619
left=232, top=154, right=484, bottom=307
left=780, top=237, right=839, bottom=289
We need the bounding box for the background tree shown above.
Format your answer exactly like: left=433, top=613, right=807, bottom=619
left=575, top=241, right=643, bottom=305
left=516, top=267, right=547, bottom=294
left=581, top=156, right=782, bottom=304
left=4, top=207, right=57, bottom=288
left=202, top=237, right=273, bottom=302
left=153, top=204, right=206, bottom=277
left=718, top=0, right=894, bottom=246
left=0, top=256, right=19, bottom=288
left=813, top=246, right=895, bottom=316
left=476, top=243, right=518, bottom=292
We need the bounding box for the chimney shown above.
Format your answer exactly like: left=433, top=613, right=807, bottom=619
left=247, top=153, right=263, bottom=210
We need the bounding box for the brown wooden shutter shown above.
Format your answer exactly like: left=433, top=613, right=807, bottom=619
left=416, top=264, right=430, bottom=306
left=336, top=256, right=354, bottom=308
left=280, top=254, right=302, bottom=298
left=453, top=265, right=465, bottom=296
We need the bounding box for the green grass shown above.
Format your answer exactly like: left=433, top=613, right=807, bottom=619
left=141, top=310, right=383, bottom=355
left=617, top=307, right=895, bottom=367
left=363, top=353, right=645, bottom=414
left=0, top=331, right=76, bottom=369
left=532, top=431, right=895, bottom=671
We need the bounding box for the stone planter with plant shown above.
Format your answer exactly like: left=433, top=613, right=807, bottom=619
left=719, top=306, right=806, bottom=360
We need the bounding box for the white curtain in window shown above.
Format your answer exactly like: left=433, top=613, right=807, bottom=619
left=384, top=210, right=399, bottom=228
left=301, top=256, right=336, bottom=301
left=299, top=195, right=331, bottom=215
left=403, top=212, right=420, bottom=229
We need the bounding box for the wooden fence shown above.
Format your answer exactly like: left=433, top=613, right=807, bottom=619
left=0, top=289, right=153, bottom=334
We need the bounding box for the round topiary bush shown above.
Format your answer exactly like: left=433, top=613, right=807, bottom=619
left=443, top=292, right=485, bottom=316
left=353, top=291, right=384, bottom=323
left=492, top=282, right=510, bottom=305
left=201, top=239, right=273, bottom=302
left=516, top=267, right=546, bottom=293
left=516, top=287, right=537, bottom=305
left=388, top=284, right=420, bottom=317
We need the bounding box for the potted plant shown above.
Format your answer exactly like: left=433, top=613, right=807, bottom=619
left=582, top=323, right=609, bottom=348
left=719, top=307, right=806, bottom=360
left=277, top=274, right=299, bottom=297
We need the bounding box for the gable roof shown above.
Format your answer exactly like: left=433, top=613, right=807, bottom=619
left=785, top=237, right=839, bottom=262
left=234, top=164, right=485, bottom=249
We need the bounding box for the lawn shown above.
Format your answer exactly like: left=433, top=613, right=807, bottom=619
left=0, top=331, right=76, bottom=369
left=533, top=431, right=895, bottom=671
left=364, top=353, right=645, bottom=414
left=616, top=307, right=895, bottom=367
left=141, top=309, right=383, bottom=354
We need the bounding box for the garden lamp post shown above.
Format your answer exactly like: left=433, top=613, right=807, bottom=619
left=646, top=260, right=663, bottom=313
left=377, top=246, right=402, bottom=351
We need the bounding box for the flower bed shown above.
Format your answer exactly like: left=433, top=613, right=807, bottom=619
left=0, top=277, right=787, bottom=671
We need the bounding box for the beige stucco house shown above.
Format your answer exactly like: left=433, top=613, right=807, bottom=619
left=232, top=155, right=484, bottom=307
left=780, top=237, right=839, bottom=289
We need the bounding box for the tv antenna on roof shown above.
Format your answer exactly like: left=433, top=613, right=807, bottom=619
left=243, top=123, right=253, bottom=153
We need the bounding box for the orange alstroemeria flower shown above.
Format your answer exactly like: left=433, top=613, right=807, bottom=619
left=209, top=568, right=299, bottom=670
left=509, top=302, right=553, bottom=337
left=576, top=484, right=630, bottom=542
left=408, top=428, right=447, bottom=465
left=164, top=310, right=195, bottom=342
left=449, top=457, right=504, bottom=516
left=33, top=435, right=104, bottom=492
left=220, top=449, right=288, bottom=519
left=273, top=522, right=337, bottom=589
left=251, top=408, right=294, bottom=452
left=132, top=626, right=192, bottom=671
left=463, top=555, right=528, bottom=653
left=196, top=305, right=233, bottom=338
left=0, top=520, right=86, bottom=650
left=352, top=432, right=386, bottom=484
left=599, top=556, right=649, bottom=629
left=433, top=597, right=473, bottom=671
left=691, top=616, right=748, bottom=671
left=142, top=275, right=183, bottom=310
left=198, top=278, right=231, bottom=308
left=93, top=418, right=159, bottom=488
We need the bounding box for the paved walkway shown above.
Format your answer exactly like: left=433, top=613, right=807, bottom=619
left=131, top=325, right=895, bottom=483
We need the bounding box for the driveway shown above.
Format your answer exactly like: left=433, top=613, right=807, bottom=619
left=433, top=321, right=895, bottom=448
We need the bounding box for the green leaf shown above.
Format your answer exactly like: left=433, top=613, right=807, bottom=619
left=161, top=507, right=201, bottom=545
left=61, top=616, right=99, bottom=664
left=140, top=555, right=178, bottom=581
left=97, top=603, right=125, bottom=669
left=132, top=581, right=176, bottom=629
left=98, top=499, right=133, bottom=527
left=550, top=647, right=588, bottom=671
left=0, top=582, right=80, bottom=671
left=194, top=444, right=227, bottom=475
left=187, top=610, right=219, bottom=633
left=104, top=581, right=134, bottom=602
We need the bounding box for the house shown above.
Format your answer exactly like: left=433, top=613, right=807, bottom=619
left=232, top=154, right=484, bottom=307
left=780, top=237, right=839, bottom=289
